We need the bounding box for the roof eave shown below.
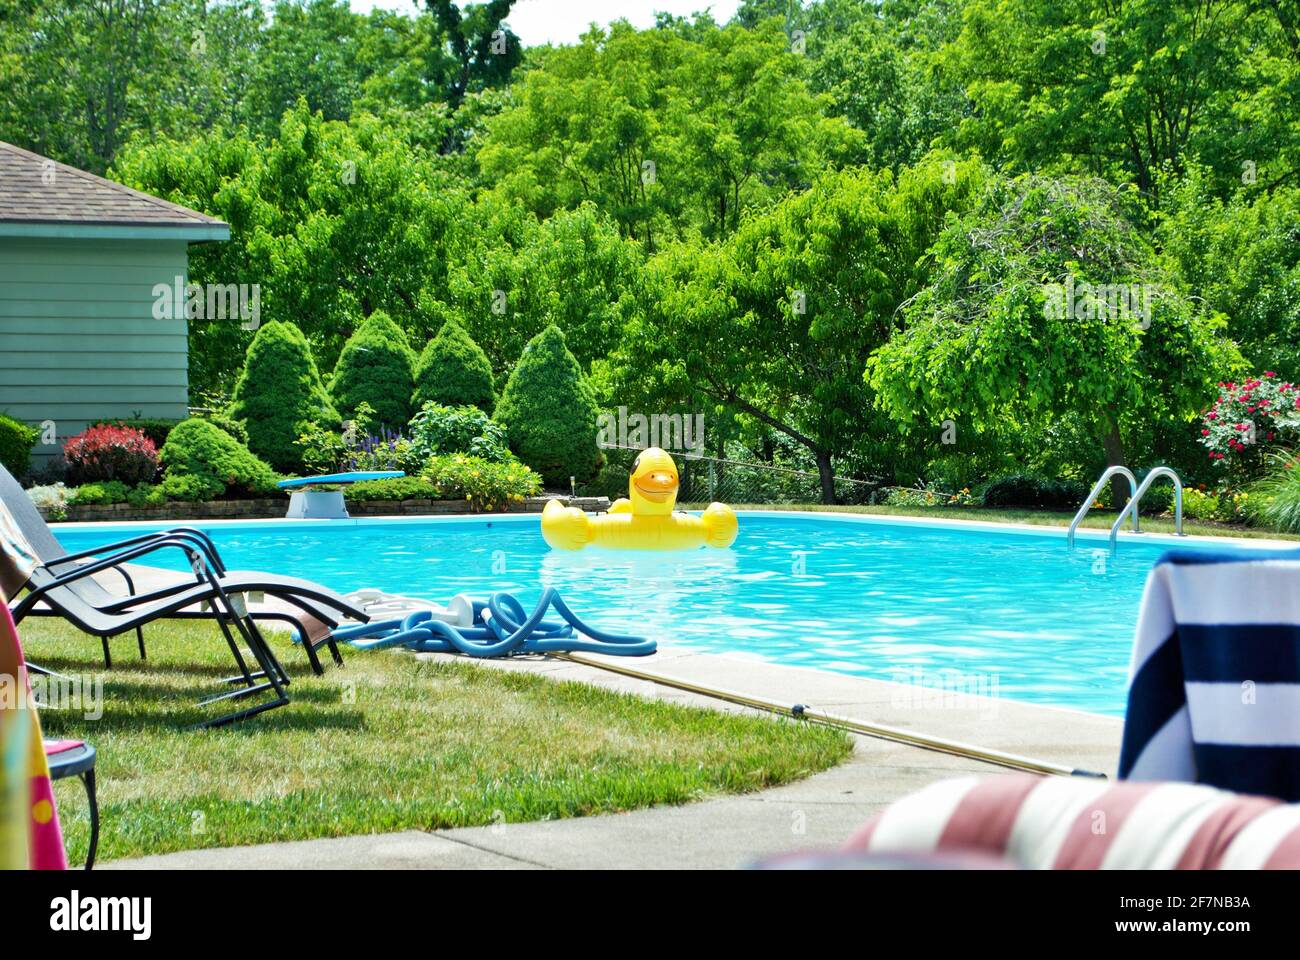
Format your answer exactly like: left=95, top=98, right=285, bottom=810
left=0, top=221, right=230, bottom=242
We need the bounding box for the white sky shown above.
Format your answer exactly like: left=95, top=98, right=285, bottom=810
left=345, top=1, right=743, bottom=46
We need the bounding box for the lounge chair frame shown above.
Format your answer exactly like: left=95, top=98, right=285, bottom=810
left=12, top=534, right=291, bottom=727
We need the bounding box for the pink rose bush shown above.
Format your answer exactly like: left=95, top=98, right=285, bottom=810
left=1199, top=373, right=1300, bottom=468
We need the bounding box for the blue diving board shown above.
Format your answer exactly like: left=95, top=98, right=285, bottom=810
left=277, top=471, right=405, bottom=518
left=277, top=470, right=405, bottom=490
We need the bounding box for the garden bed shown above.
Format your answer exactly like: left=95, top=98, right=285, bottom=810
left=41, top=494, right=610, bottom=523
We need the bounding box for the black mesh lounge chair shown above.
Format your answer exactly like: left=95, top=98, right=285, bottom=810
left=0, top=471, right=370, bottom=727
left=5, top=529, right=294, bottom=727
left=0, top=465, right=365, bottom=677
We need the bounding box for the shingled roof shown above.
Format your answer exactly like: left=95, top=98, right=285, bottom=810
left=0, top=141, right=229, bottom=240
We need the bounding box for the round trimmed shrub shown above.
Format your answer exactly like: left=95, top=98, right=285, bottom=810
left=193, top=410, right=250, bottom=446
left=494, top=325, right=602, bottom=487
left=0, top=413, right=38, bottom=477
left=229, top=321, right=340, bottom=472
left=412, top=320, right=496, bottom=413
left=408, top=403, right=513, bottom=463
left=331, top=310, right=416, bottom=429
left=979, top=473, right=1088, bottom=510
left=159, top=418, right=279, bottom=499
left=63, top=424, right=159, bottom=485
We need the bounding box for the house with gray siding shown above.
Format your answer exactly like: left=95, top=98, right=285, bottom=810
left=0, top=140, right=229, bottom=467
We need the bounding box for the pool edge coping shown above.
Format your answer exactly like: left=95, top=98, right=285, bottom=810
left=416, top=642, right=1124, bottom=776
left=51, top=505, right=1300, bottom=551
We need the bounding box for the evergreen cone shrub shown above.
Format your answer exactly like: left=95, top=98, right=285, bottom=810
left=411, top=320, right=497, bottom=413
left=494, top=325, right=602, bottom=487
left=159, top=418, right=279, bottom=499
left=331, top=310, right=416, bottom=429
left=229, top=321, right=340, bottom=472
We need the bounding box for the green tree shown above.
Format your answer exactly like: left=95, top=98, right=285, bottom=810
left=606, top=157, right=984, bottom=502
left=229, top=321, right=341, bottom=473
left=939, top=0, right=1298, bottom=202
left=495, top=326, right=602, bottom=486
left=478, top=18, right=859, bottom=245
left=426, top=0, right=521, bottom=113
left=0, top=0, right=172, bottom=172
left=1157, top=170, right=1300, bottom=376
left=802, top=0, right=967, bottom=172
left=113, top=103, right=469, bottom=397
left=331, top=310, right=417, bottom=428
left=0, top=0, right=273, bottom=172
left=412, top=320, right=496, bottom=412
left=869, top=174, right=1239, bottom=503
left=242, top=0, right=367, bottom=136
left=435, top=201, right=647, bottom=377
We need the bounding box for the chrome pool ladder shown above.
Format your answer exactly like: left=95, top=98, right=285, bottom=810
left=1067, top=465, right=1186, bottom=553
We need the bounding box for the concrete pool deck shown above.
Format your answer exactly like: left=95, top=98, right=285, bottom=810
left=106, top=642, right=1123, bottom=869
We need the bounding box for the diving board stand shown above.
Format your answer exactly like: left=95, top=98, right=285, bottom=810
left=276, top=471, right=405, bottom=519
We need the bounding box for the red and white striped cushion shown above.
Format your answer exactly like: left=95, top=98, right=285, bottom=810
left=844, top=775, right=1300, bottom=869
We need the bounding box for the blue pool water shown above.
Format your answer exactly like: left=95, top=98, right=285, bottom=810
left=52, top=514, right=1274, bottom=716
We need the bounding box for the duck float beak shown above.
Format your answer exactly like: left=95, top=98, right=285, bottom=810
left=633, top=470, right=678, bottom=503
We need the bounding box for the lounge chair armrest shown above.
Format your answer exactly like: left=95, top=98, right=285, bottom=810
left=109, top=563, right=137, bottom=598
left=47, top=529, right=227, bottom=577
left=162, top=527, right=228, bottom=574
left=15, top=537, right=218, bottom=617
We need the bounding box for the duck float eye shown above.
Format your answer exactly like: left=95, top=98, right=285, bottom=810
left=541, top=447, right=738, bottom=551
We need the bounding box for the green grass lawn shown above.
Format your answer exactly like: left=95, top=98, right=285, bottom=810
left=28, top=618, right=851, bottom=863
left=724, top=503, right=1300, bottom=542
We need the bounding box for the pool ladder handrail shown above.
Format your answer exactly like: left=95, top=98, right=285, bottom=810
left=1067, top=465, right=1139, bottom=550
left=1067, top=465, right=1186, bottom=553
left=1108, top=466, right=1184, bottom=553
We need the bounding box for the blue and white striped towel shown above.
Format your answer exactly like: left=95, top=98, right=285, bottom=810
left=1119, top=549, right=1300, bottom=800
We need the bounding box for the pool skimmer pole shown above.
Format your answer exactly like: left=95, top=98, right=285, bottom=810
left=558, top=652, right=1109, bottom=780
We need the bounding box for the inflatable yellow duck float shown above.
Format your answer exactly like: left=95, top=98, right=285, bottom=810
left=542, top=447, right=738, bottom=551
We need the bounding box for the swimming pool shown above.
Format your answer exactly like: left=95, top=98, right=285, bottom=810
left=53, top=513, right=1288, bottom=716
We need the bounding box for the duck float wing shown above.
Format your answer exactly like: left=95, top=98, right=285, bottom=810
left=541, top=499, right=594, bottom=550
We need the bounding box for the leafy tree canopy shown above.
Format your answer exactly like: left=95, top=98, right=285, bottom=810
left=869, top=174, right=1243, bottom=488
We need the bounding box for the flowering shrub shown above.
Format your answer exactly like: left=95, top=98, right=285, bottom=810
left=25, top=483, right=72, bottom=520
left=1199, top=373, right=1300, bottom=469
left=883, top=483, right=977, bottom=507
left=422, top=454, right=540, bottom=510
left=63, top=424, right=159, bottom=485
left=297, top=402, right=416, bottom=475
left=407, top=403, right=513, bottom=464
left=345, top=454, right=542, bottom=511
left=1183, top=486, right=1250, bottom=524
left=347, top=426, right=414, bottom=473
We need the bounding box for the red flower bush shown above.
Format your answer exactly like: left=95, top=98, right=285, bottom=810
left=1199, top=372, right=1300, bottom=470
left=63, top=424, right=160, bottom=485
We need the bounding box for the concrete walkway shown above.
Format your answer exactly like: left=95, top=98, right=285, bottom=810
left=107, top=644, right=1123, bottom=869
